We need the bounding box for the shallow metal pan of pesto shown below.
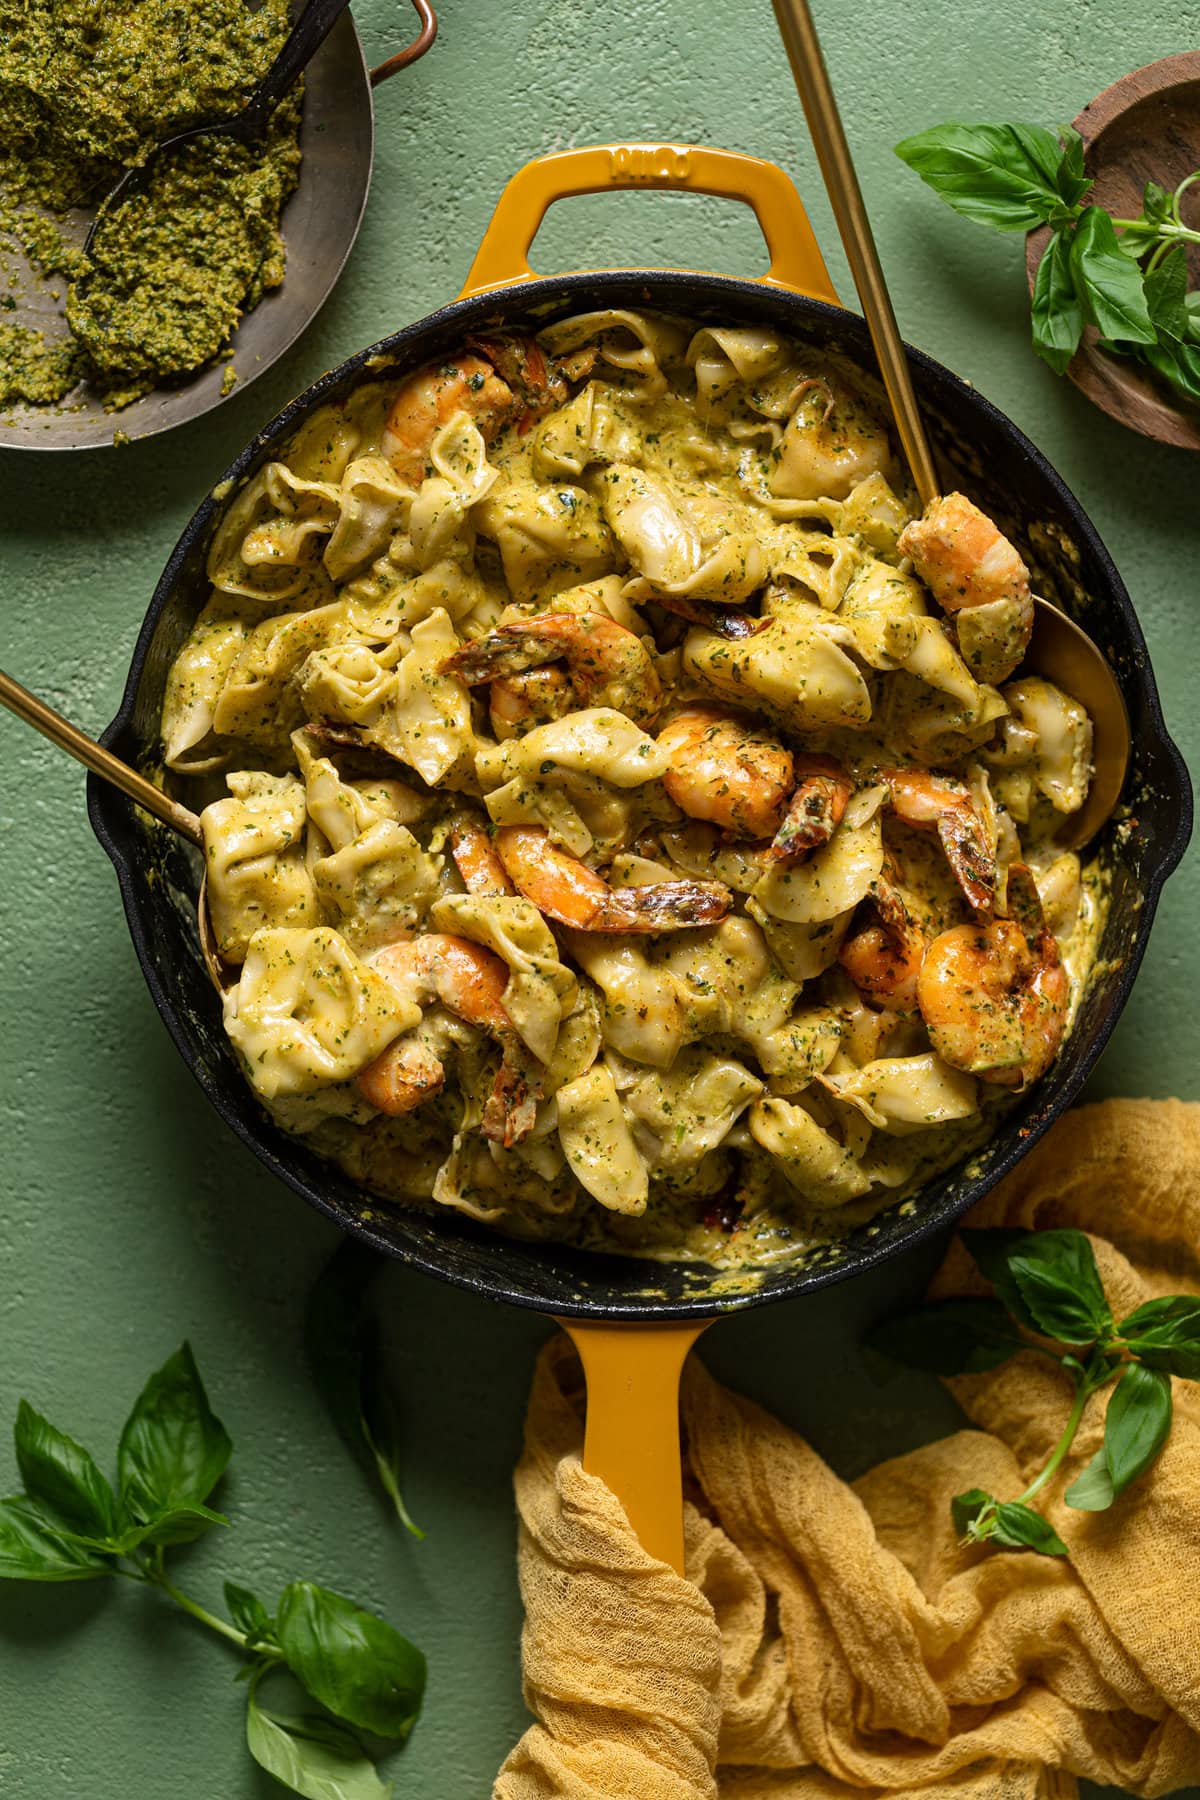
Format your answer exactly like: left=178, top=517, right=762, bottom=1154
left=1, top=13, right=382, bottom=453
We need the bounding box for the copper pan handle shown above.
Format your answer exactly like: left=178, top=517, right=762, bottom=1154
left=370, top=0, right=437, bottom=85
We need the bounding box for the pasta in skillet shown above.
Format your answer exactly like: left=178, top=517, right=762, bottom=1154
left=161, top=313, right=1103, bottom=1269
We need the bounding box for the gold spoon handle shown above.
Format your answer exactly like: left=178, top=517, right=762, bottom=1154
left=772, top=0, right=939, bottom=508
left=0, top=669, right=203, bottom=848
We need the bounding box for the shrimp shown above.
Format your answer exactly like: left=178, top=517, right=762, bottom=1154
left=450, top=816, right=516, bottom=897
left=658, top=705, right=795, bottom=839
left=897, top=492, right=1032, bottom=615
left=770, top=756, right=853, bottom=865
left=381, top=353, right=515, bottom=484
left=442, top=611, right=662, bottom=727
left=838, top=876, right=928, bottom=1012
left=357, top=934, right=540, bottom=1145
left=467, top=333, right=594, bottom=432
left=651, top=592, right=773, bottom=640
left=494, top=825, right=731, bottom=933
left=357, top=1037, right=446, bottom=1115
left=487, top=665, right=575, bottom=738
left=881, top=766, right=995, bottom=913
left=770, top=376, right=892, bottom=502
left=917, top=864, right=1067, bottom=1090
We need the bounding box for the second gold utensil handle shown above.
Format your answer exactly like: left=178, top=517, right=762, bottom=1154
left=0, top=670, right=203, bottom=846
left=772, top=0, right=939, bottom=507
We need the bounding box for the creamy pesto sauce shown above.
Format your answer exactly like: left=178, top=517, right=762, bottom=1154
left=0, top=0, right=301, bottom=411
left=159, top=317, right=1109, bottom=1275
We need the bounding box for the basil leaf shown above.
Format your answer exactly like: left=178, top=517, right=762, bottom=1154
left=1144, top=246, right=1189, bottom=340
left=246, top=1687, right=392, bottom=1800
left=1064, top=1444, right=1115, bottom=1512
left=226, top=1580, right=274, bottom=1645
left=277, top=1582, right=426, bottom=1740
left=1137, top=335, right=1200, bottom=405
left=991, top=1501, right=1069, bottom=1556
left=1184, top=292, right=1200, bottom=345
left=0, top=1495, right=113, bottom=1581
left=868, top=1299, right=1027, bottom=1374
left=966, top=1228, right=1112, bottom=1344
left=117, top=1342, right=231, bottom=1524
left=1031, top=228, right=1085, bottom=374
left=959, top=1230, right=1042, bottom=1330
left=894, top=121, right=1073, bottom=232
left=305, top=1246, right=423, bottom=1540
left=1141, top=178, right=1173, bottom=229
left=128, top=1500, right=230, bottom=1547
left=1071, top=207, right=1156, bottom=344
left=950, top=1487, right=996, bottom=1536
left=1102, top=1362, right=1172, bottom=1498
left=1118, top=1295, right=1200, bottom=1379
left=14, top=1401, right=117, bottom=1541
left=1054, top=125, right=1092, bottom=207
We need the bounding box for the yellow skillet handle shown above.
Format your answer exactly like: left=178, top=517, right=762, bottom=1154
left=459, top=142, right=839, bottom=303
left=558, top=1318, right=712, bottom=1574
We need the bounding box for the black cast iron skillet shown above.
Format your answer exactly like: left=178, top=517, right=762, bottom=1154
left=89, top=147, right=1192, bottom=1567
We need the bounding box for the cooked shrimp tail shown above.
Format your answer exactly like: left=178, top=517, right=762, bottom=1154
left=769, top=756, right=853, bottom=865
left=466, top=333, right=593, bottom=430
left=881, top=766, right=995, bottom=913
left=443, top=611, right=662, bottom=726
left=450, top=816, right=516, bottom=897
left=651, top=592, right=772, bottom=640
left=838, top=875, right=928, bottom=1012
left=495, top=825, right=731, bottom=933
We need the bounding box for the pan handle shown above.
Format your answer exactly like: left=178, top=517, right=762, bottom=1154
left=370, top=0, right=437, bottom=86
left=557, top=1318, right=712, bottom=1574
left=459, top=143, right=839, bottom=303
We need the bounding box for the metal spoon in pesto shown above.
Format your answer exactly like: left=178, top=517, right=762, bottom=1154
left=83, top=0, right=355, bottom=256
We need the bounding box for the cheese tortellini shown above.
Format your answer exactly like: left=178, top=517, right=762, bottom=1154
left=160, top=309, right=1101, bottom=1269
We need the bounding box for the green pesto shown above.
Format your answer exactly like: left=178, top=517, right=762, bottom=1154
left=0, top=0, right=302, bottom=411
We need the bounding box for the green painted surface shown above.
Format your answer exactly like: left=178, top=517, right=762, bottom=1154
left=1, top=1, right=1196, bottom=1792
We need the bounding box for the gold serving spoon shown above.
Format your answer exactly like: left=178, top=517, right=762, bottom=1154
left=0, top=670, right=230, bottom=991
left=772, top=0, right=1130, bottom=851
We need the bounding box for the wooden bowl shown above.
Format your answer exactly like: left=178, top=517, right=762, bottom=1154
left=1026, top=52, right=1200, bottom=450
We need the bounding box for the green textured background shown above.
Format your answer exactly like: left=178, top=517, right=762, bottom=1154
left=2, top=1, right=1197, bottom=1793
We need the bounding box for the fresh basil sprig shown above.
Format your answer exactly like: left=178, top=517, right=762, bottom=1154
left=870, top=1229, right=1200, bottom=1557
left=0, top=1345, right=425, bottom=1797
left=896, top=120, right=1200, bottom=403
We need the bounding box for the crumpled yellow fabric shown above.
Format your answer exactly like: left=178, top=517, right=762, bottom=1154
left=495, top=1100, right=1200, bottom=1800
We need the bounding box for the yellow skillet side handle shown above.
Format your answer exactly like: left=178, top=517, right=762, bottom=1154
left=558, top=1317, right=712, bottom=1575
left=459, top=143, right=839, bottom=303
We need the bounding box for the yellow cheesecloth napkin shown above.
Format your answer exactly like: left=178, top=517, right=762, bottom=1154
left=494, top=1099, right=1200, bottom=1800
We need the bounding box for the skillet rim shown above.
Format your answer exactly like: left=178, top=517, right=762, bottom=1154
left=89, top=268, right=1194, bottom=1318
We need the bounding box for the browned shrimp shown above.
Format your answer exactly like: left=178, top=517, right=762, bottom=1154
left=357, top=934, right=539, bottom=1145
left=467, top=333, right=594, bottom=432
left=770, top=756, right=854, bottom=865
left=651, top=592, right=773, bottom=640
left=897, top=492, right=1031, bottom=614
left=658, top=705, right=794, bottom=839
left=443, top=611, right=662, bottom=727
left=450, top=816, right=516, bottom=897
left=838, top=877, right=928, bottom=1013
left=381, top=354, right=515, bottom=484
left=917, top=864, right=1066, bottom=1090
left=880, top=767, right=995, bottom=913
left=494, top=825, right=731, bottom=933
left=487, top=665, right=576, bottom=737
